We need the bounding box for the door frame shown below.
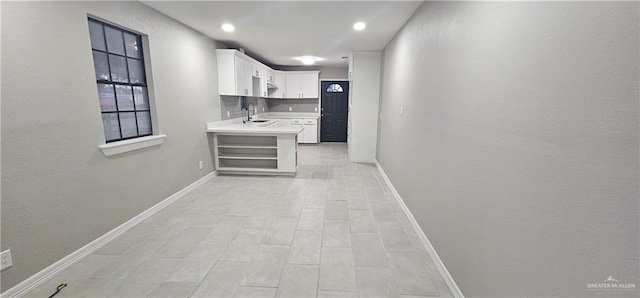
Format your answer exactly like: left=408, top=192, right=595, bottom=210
left=319, top=79, right=350, bottom=143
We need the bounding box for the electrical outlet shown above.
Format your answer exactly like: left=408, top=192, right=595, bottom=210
left=262, top=107, right=265, bottom=112
left=226, top=110, right=230, bottom=117
left=1, top=249, right=13, bottom=271
left=199, top=161, right=203, bottom=170
left=289, top=107, right=293, bottom=112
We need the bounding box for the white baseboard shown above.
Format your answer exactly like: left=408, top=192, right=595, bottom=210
left=374, top=160, right=464, bottom=298
left=1, top=171, right=218, bottom=298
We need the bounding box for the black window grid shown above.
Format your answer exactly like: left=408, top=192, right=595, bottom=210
left=90, top=18, right=152, bottom=143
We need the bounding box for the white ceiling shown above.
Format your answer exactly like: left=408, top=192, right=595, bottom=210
left=141, top=1, right=422, bottom=67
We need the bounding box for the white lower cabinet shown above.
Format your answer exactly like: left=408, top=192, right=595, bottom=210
left=291, top=119, right=304, bottom=144
left=289, top=118, right=318, bottom=144
left=303, top=119, right=317, bottom=143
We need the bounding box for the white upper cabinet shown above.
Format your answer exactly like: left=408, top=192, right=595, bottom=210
left=216, top=50, right=253, bottom=96
left=236, top=57, right=248, bottom=96
left=271, top=71, right=287, bottom=98
left=245, top=59, right=256, bottom=96
left=217, top=50, right=318, bottom=99
left=260, top=66, right=269, bottom=97
left=300, top=72, right=319, bottom=98
left=264, top=68, right=275, bottom=84
left=251, top=63, right=261, bottom=78
left=285, top=74, right=302, bottom=98
left=286, top=72, right=319, bottom=99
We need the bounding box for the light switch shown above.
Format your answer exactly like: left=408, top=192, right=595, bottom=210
left=289, top=107, right=292, bottom=112
left=314, top=107, right=318, bottom=112
left=226, top=110, right=230, bottom=117
left=400, top=106, right=404, bottom=117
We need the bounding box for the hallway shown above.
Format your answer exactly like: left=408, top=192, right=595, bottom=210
left=26, top=143, right=452, bottom=297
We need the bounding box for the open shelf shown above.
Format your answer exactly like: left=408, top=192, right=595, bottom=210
left=218, top=154, right=277, bottom=160
left=212, top=133, right=299, bottom=174
left=218, top=135, right=277, bottom=147
left=219, top=158, right=277, bottom=169
left=218, top=147, right=276, bottom=158
left=216, top=135, right=279, bottom=170
left=217, top=144, right=277, bottom=149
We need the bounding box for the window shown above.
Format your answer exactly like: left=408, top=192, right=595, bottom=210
left=88, top=18, right=152, bottom=143
left=326, top=83, right=344, bottom=93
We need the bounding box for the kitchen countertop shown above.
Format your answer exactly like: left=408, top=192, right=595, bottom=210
left=206, top=119, right=304, bottom=134
left=259, top=112, right=320, bottom=119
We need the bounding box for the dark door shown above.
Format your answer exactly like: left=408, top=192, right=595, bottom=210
left=321, top=81, right=349, bottom=142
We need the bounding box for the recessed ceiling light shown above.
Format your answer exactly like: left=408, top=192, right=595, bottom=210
left=222, top=23, right=235, bottom=32
left=353, top=22, right=366, bottom=31
left=295, top=56, right=320, bottom=65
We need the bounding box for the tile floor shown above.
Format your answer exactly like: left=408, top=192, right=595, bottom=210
left=26, top=143, right=453, bottom=298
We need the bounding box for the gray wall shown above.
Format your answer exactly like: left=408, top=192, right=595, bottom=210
left=274, top=65, right=348, bottom=80
left=317, top=66, right=348, bottom=80
left=267, top=98, right=319, bottom=113
left=377, top=1, right=639, bottom=297
left=1, top=1, right=222, bottom=291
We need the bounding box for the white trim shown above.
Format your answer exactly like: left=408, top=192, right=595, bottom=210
left=374, top=160, right=465, bottom=298
left=0, top=171, right=218, bottom=298
left=98, top=134, right=167, bottom=157
left=350, top=158, right=376, bottom=163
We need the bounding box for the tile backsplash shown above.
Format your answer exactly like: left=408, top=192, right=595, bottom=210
left=267, top=98, right=318, bottom=113
left=220, top=96, right=318, bottom=119
left=220, top=96, right=269, bottom=120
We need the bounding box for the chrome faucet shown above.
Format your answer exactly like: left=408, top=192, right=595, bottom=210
left=247, top=102, right=255, bottom=122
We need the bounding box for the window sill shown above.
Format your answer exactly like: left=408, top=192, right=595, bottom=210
left=98, top=134, right=167, bottom=157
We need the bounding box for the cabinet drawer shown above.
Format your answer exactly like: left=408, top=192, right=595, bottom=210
left=303, top=119, right=317, bottom=125
left=291, top=119, right=303, bottom=125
